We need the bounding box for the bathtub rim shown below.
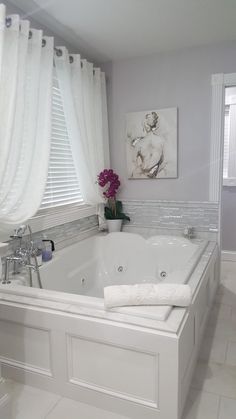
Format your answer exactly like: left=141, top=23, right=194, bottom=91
left=0, top=239, right=217, bottom=335
left=33, top=232, right=209, bottom=291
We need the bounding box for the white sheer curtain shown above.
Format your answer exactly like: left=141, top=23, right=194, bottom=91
left=0, top=5, right=53, bottom=231
left=54, top=47, right=110, bottom=205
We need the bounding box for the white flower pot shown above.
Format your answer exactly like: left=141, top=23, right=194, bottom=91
left=107, top=219, right=122, bottom=233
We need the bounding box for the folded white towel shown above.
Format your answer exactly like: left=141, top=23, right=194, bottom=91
left=104, top=283, right=191, bottom=309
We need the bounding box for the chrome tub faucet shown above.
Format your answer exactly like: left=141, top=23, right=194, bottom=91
left=183, top=226, right=195, bottom=239
left=3, top=225, right=43, bottom=288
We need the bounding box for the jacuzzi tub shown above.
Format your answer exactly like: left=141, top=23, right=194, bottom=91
left=28, top=232, right=207, bottom=321
left=0, top=232, right=218, bottom=419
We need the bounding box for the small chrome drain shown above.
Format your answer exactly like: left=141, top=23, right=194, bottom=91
left=117, top=266, right=123, bottom=272
left=160, top=271, right=167, bottom=278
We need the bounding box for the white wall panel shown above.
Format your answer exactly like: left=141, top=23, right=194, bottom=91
left=67, top=335, right=158, bottom=407
left=0, top=320, right=52, bottom=375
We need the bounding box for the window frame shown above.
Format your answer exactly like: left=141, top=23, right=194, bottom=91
left=223, top=95, right=236, bottom=187
left=222, top=177, right=236, bottom=187
left=29, top=203, right=97, bottom=234
left=28, top=68, right=97, bottom=233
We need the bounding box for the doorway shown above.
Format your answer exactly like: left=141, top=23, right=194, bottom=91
left=221, top=86, right=236, bottom=257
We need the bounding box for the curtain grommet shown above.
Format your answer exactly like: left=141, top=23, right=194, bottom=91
left=5, top=17, right=12, bottom=28
left=55, top=48, right=63, bottom=57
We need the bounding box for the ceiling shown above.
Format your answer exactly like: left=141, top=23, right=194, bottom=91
left=7, top=0, right=236, bottom=62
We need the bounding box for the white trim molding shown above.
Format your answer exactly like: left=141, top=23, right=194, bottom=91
left=221, top=250, right=236, bottom=262
left=209, top=72, right=236, bottom=202
left=209, top=74, right=225, bottom=202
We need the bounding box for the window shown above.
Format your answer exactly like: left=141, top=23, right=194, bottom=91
left=30, top=69, right=96, bottom=233
left=223, top=87, right=236, bottom=186
left=40, top=69, right=83, bottom=210
left=223, top=105, right=230, bottom=180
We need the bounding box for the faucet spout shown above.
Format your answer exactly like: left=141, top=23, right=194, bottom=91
left=183, top=226, right=195, bottom=239
left=7, top=226, right=43, bottom=289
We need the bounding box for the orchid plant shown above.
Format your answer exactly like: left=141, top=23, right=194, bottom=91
left=98, top=169, right=130, bottom=221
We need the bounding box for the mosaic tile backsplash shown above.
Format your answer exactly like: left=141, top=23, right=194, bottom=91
left=7, top=214, right=99, bottom=255
left=4, top=200, right=219, bottom=258
left=122, top=200, right=219, bottom=234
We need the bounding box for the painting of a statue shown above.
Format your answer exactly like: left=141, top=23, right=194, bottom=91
left=126, top=108, right=177, bottom=179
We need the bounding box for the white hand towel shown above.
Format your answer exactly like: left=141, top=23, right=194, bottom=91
left=104, top=283, right=191, bottom=309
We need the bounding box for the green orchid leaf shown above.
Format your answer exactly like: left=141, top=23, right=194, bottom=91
left=104, top=201, right=130, bottom=222
left=115, top=200, right=123, bottom=213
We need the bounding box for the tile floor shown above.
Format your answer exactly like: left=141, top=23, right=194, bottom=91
left=182, top=260, right=236, bottom=419
left=4, top=260, right=236, bottom=419
left=4, top=380, right=129, bottom=419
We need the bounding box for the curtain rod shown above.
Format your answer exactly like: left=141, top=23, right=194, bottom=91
left=5, top=17, right=95, bottom=72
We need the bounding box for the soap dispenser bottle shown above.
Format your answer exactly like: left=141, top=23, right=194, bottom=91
left=42, top=239, right=55, bottom=262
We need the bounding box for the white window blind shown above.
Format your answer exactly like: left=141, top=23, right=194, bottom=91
left=40, top=70, right=83, bottom=210
left=223, top=105, right=230, bottom=179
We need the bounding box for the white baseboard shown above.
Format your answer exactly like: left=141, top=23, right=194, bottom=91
left=221, top=250, right=236, bottom=262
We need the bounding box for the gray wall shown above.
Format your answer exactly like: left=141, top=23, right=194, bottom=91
left=222, top=187, right=236, bottom=251
left=102, top=42, right=236, bottom=202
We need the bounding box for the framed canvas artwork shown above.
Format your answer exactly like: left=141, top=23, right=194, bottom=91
left=125, top=107, right=178, bottom=179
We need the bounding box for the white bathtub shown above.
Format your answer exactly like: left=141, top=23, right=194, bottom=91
left=29, top=232, right=207, bottom=321
left=0, top=232, right=219, bottom=419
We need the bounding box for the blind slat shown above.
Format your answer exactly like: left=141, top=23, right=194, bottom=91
left=45, top=183, right=79, bottom=190
left=40, top=69, right=83, bottom=210
left=41, top=196, right=83, bottom=207
left=43, top=190, right=81, bottom=198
